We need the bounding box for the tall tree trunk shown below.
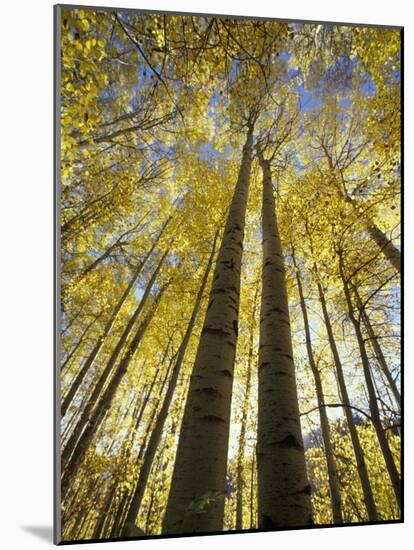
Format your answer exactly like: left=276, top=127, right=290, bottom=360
left=100, top=492, right=118, bottom=539
left=338, top=252, right=401, bottom=510
left=348, top=191, right=400, bottom=273
left=256, top=150, right=312, bottom=528
left=93, top=487, right=114, bottom=539
left=110, top=492, right=129, bottom=539
left=293, top=257, right=343, bottom=524
left=117, top=357, right=170, bottom=538
left=163, top=121, right=255, bottom=534
left=122, top=233, right=218, bottom=536
left=121, top=373, right=172, bottom=536
left=235, top=287, right=258, bottom=530
left=62, top=306, right=84, bottom=336
left=79, top=208, right=152, bottom=280
left=323, top=150, right=400, bottom=273
left=367, top=224, right=400, bottom=273
left=62, top=247, right=169, bottom=469
left=250, top=447, right=256, bottom=529
left=61, top=315, right=97, bottom=373
left=144, top=488, right=156, bottom=534
left=61, top=218, right=170, bottom=418
left=111, top=350, right=176, bottom=538
left=353, top=288, right=400, bottom=410
left=145, top=434, right=171, bottom=536
left=316, top=275, right=379, bottom=521
left=61, top=260, right=170, bottom=499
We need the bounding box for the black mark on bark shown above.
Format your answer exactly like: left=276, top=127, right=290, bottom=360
left=203, top=415, right=226, bottom=424
left=202, top=327, right=230, bottom=338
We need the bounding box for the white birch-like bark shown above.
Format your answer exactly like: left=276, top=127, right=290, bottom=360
left=163, top=123, right=255, bottom=534
left=257, top=150, right=312, bottom=528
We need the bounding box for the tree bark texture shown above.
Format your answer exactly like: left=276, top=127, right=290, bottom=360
left=367, top=224, right=400, bottom=273
left=257, top=151, right=312, bottom=528
left=163, top=124, right=255, bottom=534
left=338, top=253, right=401, bottom=511
left=235, top=287, right=258, bottom=530
left=353, top=287, right=400, bottom=410
left=61, top=254, right=170, bottom=499
left=293, top=260, right=343, bottom=524
left=122, top=233, right=218, bottom=535
left=316, top=277, right=379, bottom=521
left=61, top=217, right=170, bottom=418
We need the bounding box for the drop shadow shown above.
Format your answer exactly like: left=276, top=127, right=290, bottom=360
left=21, top=525, right=54, bottom=543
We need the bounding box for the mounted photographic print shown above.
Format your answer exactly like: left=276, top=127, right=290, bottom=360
left=54, top=3, right=403, bottom=544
